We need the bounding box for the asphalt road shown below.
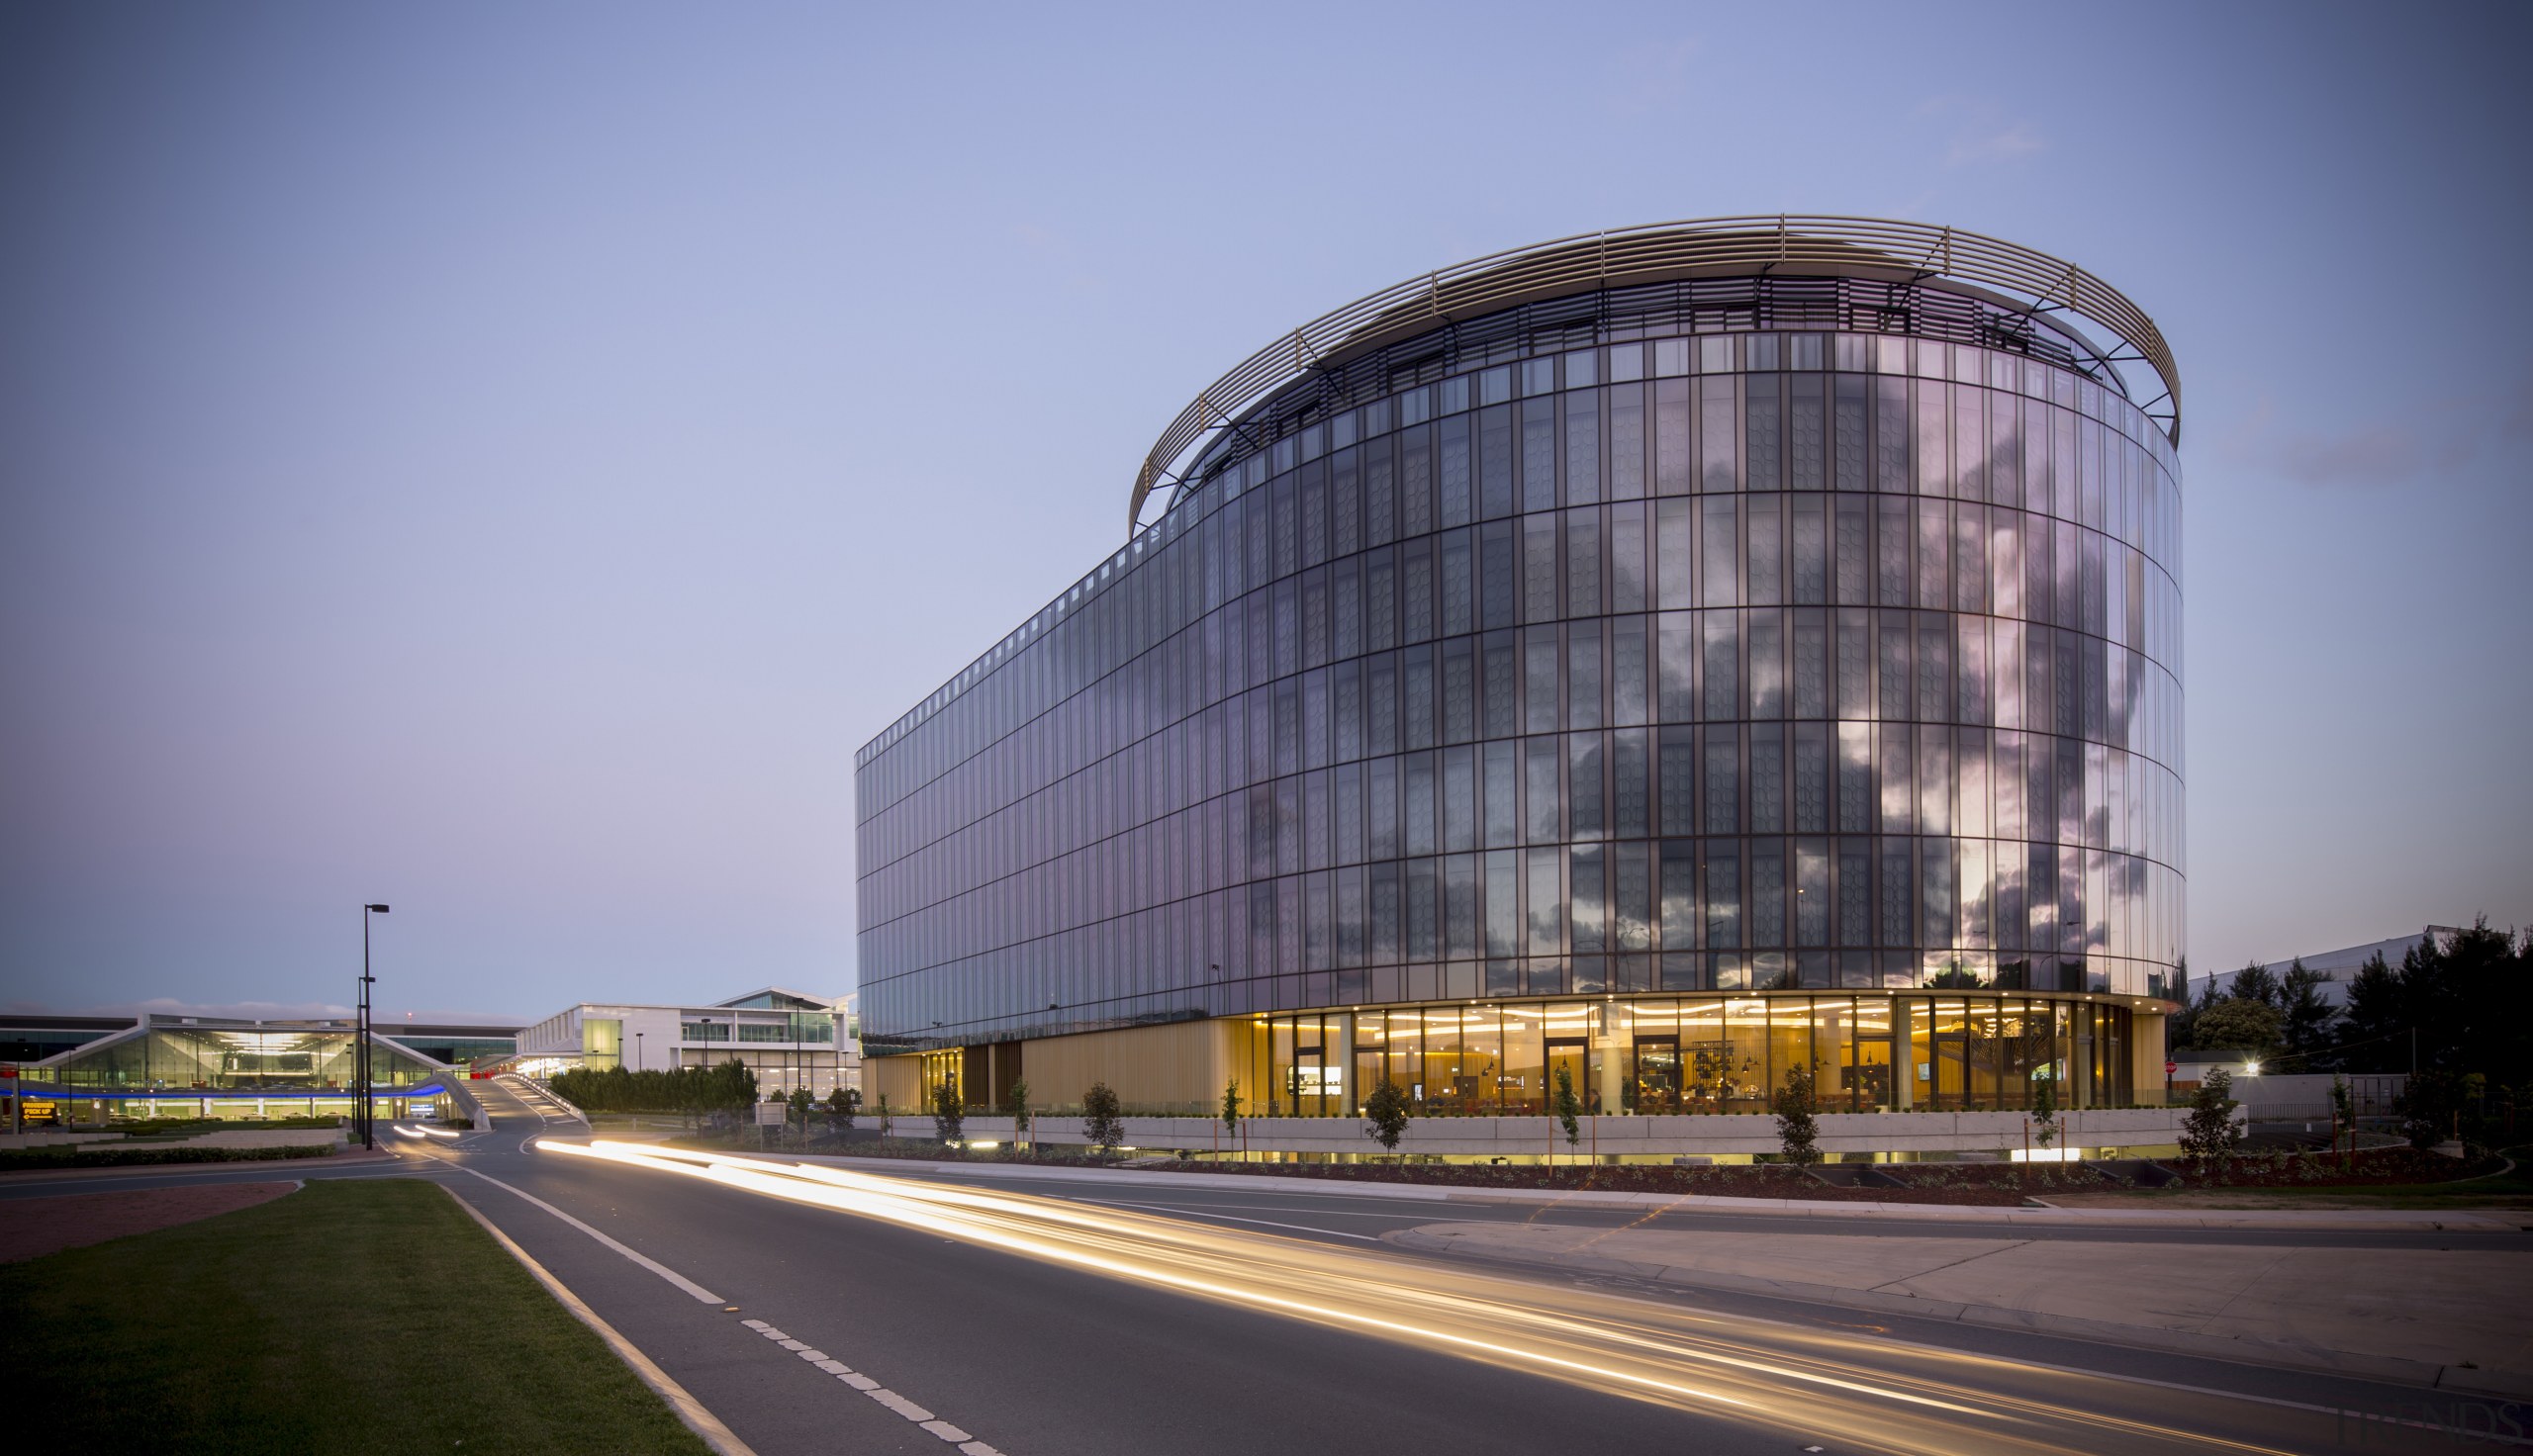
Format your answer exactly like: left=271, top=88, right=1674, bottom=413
left=6, top=1080, right=2520, bottom=1456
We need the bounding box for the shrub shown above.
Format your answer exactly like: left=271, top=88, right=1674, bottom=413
left=1362, top=1078, right=1410, bottom=1155
left=2398, top=1068, right=2464, bottom=1150
left=931, top=1076, right=965, bottom=1148
left=2181, top=1067, right=2244, bottom=1163
left=1081, top=1082, right=1124, bottom=1156
left=1772, top=1066, right=1822, bottom=1164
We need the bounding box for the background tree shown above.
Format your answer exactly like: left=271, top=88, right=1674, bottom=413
left=2278, top=960, right=2339, bottom=1069
left=2227, top=959, right=2283, bottom=1011
left=787, top=1087, right=812, bottom=1136
left=2331, top=922, right=2533, bottom=1086
left=931, top=1074, right=965, bottom=1148
left=1362, top=1078, right=1410, bottom=1158
left=2337, top=951, right=2406, bottom=1074
left=1772, top=1066, right=1822, bottom=1164
left=875, top=1092, right=893, bottom=1138
left=1220, top=1078, right=1241, bottom=1140
left=2397, top=1068, right=2465, bottom=1151
left=1080, top=1081, right=1125, bottom=1156
left=2169, top=975, right=2222, bottom=1051
left=2191, top=999, right=2284, bottom=1061
left=824, top=1085, right=857, bottom=1133
left=2180, top=1067, right=2243, bottom=1164
left=1551, top=1065, right=1582, bottom=1156
left=2029, top=1071, right=2060, bottom=1151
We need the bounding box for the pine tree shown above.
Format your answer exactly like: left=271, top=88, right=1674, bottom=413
left=2227, top=959, right=2283, bottom=1010
left=2279, top=960, right=2338, bottom=1069
left=2338, top=951, right=2405, bottom=1073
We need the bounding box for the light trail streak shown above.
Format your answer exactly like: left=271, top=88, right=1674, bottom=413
left=544, top=1140, right=2323, bottom=1456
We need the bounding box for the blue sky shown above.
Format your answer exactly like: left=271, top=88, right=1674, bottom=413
left=3, top=3, right=2526, bottom=1021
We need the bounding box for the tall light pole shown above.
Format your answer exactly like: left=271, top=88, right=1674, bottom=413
left=360, top=904, right=390, bottom=1149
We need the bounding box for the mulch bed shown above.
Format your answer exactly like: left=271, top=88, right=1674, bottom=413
left=0, top=1182, right=300, bottom=1263
left=728, top=1135, right=2504, bottom=1204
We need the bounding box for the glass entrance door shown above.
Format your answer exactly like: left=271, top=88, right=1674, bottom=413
left=1631, top=1037, right=1682, bottom=1114
left=1545, top=1040, right=1588, bottom=1116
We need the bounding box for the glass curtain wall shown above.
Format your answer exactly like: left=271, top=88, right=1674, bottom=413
left=855, top=268, right=2183, bottom=1065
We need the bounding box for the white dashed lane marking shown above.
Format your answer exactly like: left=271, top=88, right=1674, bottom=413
left=741, top=1319, right=1005, bottom=1454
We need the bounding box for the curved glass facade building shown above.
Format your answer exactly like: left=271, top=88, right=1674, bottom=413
left=857, top=219, right=2183, bottom=1122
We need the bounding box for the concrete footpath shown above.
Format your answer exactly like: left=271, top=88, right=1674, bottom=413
left=1389, top=1220, right=2533, bottom=1400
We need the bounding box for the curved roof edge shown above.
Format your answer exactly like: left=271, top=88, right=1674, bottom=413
left=1127, top=216, right=2180, bottom=533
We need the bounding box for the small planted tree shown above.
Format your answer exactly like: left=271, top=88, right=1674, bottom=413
left=1003, top=1078, right=1031, bottom=1154
left=2028, top=1071, right=2060, bottom=1152
left=825, top=1085, right=858, bottom=1133
left=788, top=1087, right=813, bottom=1137
left=875, top=1092, right=893, bottom=1139
left=1221, top=1078, right=1243, bottom=1140
left=2180, top=1067, right=2243, bottom=1166
left=2328, top=1074, right=2353, bottom=1168
left=932, top=1074, right=966, bottom=1149
left=1081, top=1081, right=1125, bottom=1157
left=1772, top=1066, right=1822, bottom=1165
left=1552, top=1064, right=1583, bottom=1159
left=1362, top=1077, right=1410, bottom=1158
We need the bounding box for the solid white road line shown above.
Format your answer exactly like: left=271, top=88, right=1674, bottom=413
left=423, top=1153, right=723, bottom=1305
left=439, top=1185, right=757, bottom=1456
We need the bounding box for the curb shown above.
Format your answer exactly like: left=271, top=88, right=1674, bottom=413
left=699, top=1149, right=2527, bottom=1233
left=438, top=1184, right=758, bottom=1456
left=1382, top=1226, right=2533, bottom=1402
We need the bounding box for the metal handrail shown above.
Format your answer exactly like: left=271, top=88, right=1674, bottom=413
left=1125, top=216, right=2180, bottom=532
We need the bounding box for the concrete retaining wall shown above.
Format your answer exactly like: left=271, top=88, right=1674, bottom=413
left=1003, top=1107, right=2189, bottom=1159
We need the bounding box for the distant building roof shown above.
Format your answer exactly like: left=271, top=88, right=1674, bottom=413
left=713, top=988, right=839, bottom=1011
left=2204, top=932, right=2441, bottom=1007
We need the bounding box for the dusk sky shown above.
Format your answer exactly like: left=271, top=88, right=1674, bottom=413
left=3, top=4, right=2526, bottom=1024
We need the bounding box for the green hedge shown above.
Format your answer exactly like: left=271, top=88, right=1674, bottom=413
left=0, top=1143, right=339, bottom=1172
left=100, top=1117, right=343, bottom=1137
left=549, top=1059, right=757, bottom=1115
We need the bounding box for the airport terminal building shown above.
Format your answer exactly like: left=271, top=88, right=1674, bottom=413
left=856, top=218, right=2185, bottom=1134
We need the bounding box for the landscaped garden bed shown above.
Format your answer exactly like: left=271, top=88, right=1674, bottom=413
left=0, top=1143, right=344, bottom=1172
left=701, top=1132, right=2509, bottom=1204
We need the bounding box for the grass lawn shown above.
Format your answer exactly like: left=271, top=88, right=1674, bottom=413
left=0, top=1178, right=715, bottom=1455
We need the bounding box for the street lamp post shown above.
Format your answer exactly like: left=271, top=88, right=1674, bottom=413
left=360, top=904, right=390, bottom=1149
left=635, top=1031, right=644, bottom=1072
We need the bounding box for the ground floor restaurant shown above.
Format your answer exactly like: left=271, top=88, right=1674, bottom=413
left=903, top=993, right=2155, bottom=1120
